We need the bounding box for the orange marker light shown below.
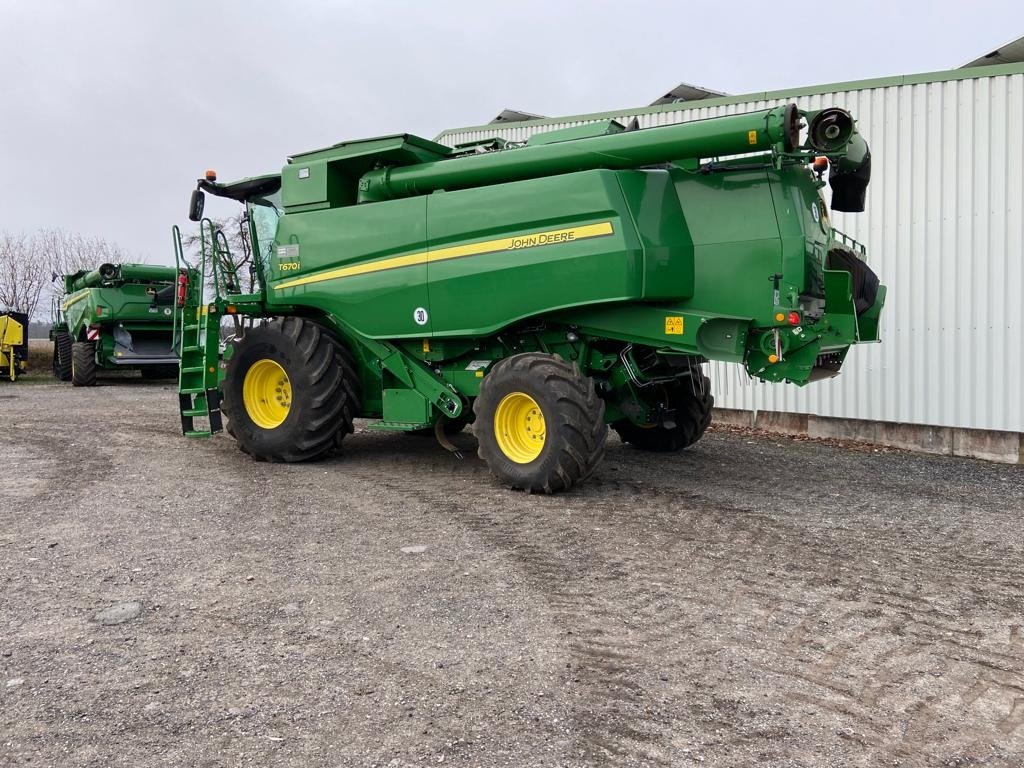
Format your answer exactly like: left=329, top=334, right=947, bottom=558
left=775, top=312, right=785, bottom=322
left=226, top=305, right=237, bottom=314
left=205, top=169, right=217, bottom=181
left=813, top=156, right=829, bottom=172
left=768, top=354, right=779, bottom=364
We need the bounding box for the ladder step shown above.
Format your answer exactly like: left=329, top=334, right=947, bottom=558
left=181, top=408, right=208, bottom=417
left=181, top=366, right=206, bottom=374
left=182, top=345, right=202, bottom=352
left=184, top=430, right=212, bottom=439
left=182, top=323, right=201, bottom=331
left=179, top=387, right=205, bottom=394
left=366, top=420, right=433, bottom=431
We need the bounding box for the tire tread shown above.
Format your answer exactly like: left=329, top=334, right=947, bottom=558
left=474, top=352, right=607, bottom=493
left=222, top=317, right=359, bottom=462
left=613, top=372, right=713, bottom=452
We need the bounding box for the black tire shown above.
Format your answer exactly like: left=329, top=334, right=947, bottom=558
left=474, top=353, right=607, bottom=493
left=222, top=317, right=359, bottom=462
left=141, top=364, right=179, bottom=380
left=52, top=331, right=72, bottom=381
left=71, top=342, right=97, bottom=387
left=613, top=372, right=713, bottom=452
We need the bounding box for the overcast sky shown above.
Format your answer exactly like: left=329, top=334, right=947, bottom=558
left=1, top=1, right=1020, bottom=264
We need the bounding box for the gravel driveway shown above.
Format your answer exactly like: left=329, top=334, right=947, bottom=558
left=2, top=380, right=1023, bottom=767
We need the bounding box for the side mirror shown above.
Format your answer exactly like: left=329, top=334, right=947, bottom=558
left=188, top=189, right=205, bottom=222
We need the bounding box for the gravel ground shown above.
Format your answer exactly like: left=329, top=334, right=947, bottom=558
left=2, top=379, right=1023, bottom=768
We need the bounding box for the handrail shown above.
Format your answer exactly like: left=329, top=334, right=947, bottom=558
left=214, top=229, right=236, bottom=294
left=832, top=227, right=867, bottom=256
left=171, top=225, right=185, bottom=353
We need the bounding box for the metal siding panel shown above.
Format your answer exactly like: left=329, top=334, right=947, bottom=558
left=1006, top=74, right=1024, bottom=431
left=435, top=74, right=1024, bottom=432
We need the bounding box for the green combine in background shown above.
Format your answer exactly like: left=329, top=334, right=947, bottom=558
left=51, top=263, right=186, bottom=386
left=174, top=103, right=885, bottom=492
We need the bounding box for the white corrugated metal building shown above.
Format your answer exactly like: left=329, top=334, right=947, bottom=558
left=435, top=46, right=1024, bottom=461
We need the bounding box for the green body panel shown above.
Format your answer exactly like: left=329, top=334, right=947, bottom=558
left=272, top=196, right=430, bottom=337
left=57, top=265, right=182, bottom=370
left=283, top=134, right=450, bottom=212
left=422, top=171, right=671, bottom=335
left=270, top=168, right=699, bottom=339
left=179, top=102, right=886, bottom=433
left=857, top=285, right=886, bottom=343
left=674, top=167, right=784, bottom=324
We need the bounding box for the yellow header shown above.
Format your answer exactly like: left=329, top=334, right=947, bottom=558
left=275, top=221, right=615, bottom=291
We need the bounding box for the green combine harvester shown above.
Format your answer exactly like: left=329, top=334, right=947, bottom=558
left=51, top=263, right=186, bottom=386
left=174, top=103, right=885, bottom=492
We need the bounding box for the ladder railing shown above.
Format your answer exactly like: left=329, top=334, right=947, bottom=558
left=172, top=220, right=224, bottom=438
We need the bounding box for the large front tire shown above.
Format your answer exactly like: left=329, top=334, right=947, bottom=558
left=474, top=353, right=607, bottom=493
left=52, top=331, right=73, bottom=381
left=613, top=372, right=713, bottom=452
left=71, top=342, right=97, bottom=387
left=222, top=317, right=358, bottom=462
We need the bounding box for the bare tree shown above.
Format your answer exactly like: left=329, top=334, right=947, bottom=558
left=0, top=231, right=47, bottom=319
left=39, top=229, right=143, bottom=321
left=37, top=228, right=130, bottom=279
left=0, top=229, right=140, bottom=320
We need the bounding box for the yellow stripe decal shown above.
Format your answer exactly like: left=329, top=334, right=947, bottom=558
left=62, top=291, right=89, bottom=312
left=274, top=221, right=615, bottom=291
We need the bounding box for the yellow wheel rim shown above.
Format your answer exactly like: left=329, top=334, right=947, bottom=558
left=243, top=359, right=292, bottom=429
left=494, top=392, right=546, bottom=464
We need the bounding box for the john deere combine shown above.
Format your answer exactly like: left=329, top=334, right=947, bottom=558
left=174, top=104, right=884, bottom=492
left=0, top=310, right=28, bottom=382
left=52, top=263, right=185, bottom=386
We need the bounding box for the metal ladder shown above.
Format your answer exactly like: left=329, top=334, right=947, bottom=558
left=172, top=221, right=224, bottom=438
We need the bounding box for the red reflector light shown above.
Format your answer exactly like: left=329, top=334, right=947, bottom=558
left=788, top=311, right=801, bottom=326
left=95, top=307, right=102, bottom=316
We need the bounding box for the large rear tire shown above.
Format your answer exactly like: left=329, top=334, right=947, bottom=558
left=222, top=317, right=359, bottom=462
left=71, top=342, right=97, bottom=387
left=52, top=331, right=72, bottom=381
left=613, top=372, right=713, bottom=452
left=474, top=353, right=607, bottom=493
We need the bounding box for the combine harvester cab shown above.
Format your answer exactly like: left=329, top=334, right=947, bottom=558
left=175, top=103, right=885, bottom=492
left=51, top=263, right=186, bottom=386
left=0, top=310, right=29, bottom=382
